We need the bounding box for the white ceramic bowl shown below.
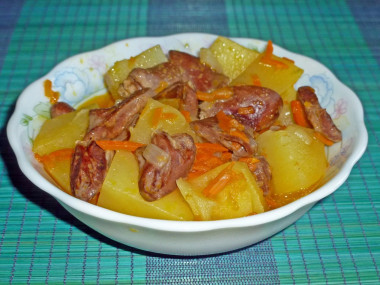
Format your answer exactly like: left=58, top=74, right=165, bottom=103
left=7, top=33, right=367, bottom=256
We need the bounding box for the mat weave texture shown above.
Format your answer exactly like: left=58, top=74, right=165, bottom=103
left=0, top=0, right=379, bottom=284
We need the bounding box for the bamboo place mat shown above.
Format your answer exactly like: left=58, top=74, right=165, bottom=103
left=0, top=0, right=379, bottom=284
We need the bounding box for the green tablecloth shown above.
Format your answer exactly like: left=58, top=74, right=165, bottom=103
left=0, top=0, right=379, bottom=283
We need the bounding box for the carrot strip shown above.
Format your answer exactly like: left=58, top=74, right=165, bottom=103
left=202, top=163, right=235, bottom=197
left=229, top=130, right=250, bottom=143
left=151, top=107, right=163, bottom=128
left=264, top=40, right=274, bottom=57
left=260, top=57, right=288, bottom=70
left=216, top=111, right=232, bottom=132
left=192, top=156, right=224, bottom=172
left=38, top=148, right=74, bottom=164
left=220, top=151, right=232, bottom=162
left=238, top=106, right=255, bottom=115
left=291, top=100, right=312, bottom=128
left=151, top=107, right=178, bottom=127
left=238, top=157, right=260, bottom=172
left=196, top=87, right=234, bottom=102
left=195, top=143, right=229, bottom=153
left=261, top=40, right=288, bottom=69
left=216, top=110, right=245, bottom=132
left=189, top=143, right=233, bottom=178
left=161, top=112, right=177, bottom=121
left=180, top=109, right=191, bottom=122
left=314, top=132, right=335, bottom=146
left=96, top=140, right=145, bottom=151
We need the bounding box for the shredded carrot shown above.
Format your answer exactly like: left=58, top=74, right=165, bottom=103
left=196, top=87, right=234, bottom=102
left=180, top=109, right=191, bottom=122
left=251, top=74, right=262, bottom=86
left=38, top=148, right=74, bottom=164
left=238, top=106, right=255, bottom=115
left=151, top=107, right=177, bottom=127
left=195, top=143, right=229, bottom=153
left=216, top=111, right=245, bottom=132
left=202, top=163, right=235, bottom=197
left=220, top=151, right=232, bottom=161
left=216, top=111, right=232, bottom=132
left=192, top=156, right=224, bottom=172
left=314, top=132, right=335, bottom=146
left=238, top=157, right=260, bottom=172
left=188, top=143, right=233, bottom=178
left=260, top=40, right=288, bottom=70
left=96, top=140, right=145, bottom=151
left=151, top=107, right=163, bottom=127
left=161, top=112, right=177, bottom=121
left=291, top=100, right=312, bottom=128
left=229, top=130, right=250, bottom=143
left=261, top=57, right=288, bottom=70
left=264, top=40, right=274, bottom=56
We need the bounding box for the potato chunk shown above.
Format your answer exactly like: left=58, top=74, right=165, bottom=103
left=232, top=53, right=303, bottom=95
left=129, top=98, right=195, bottom=144
left=40, top=149, right=73, bottom=195
left=257, top=124, right=328, bottom=195
left=97, top=150, right=194, bottom=220
left=33, top=108, right=89, bottom=156
left=201, top=36, right=260, bottom=80
left=177, top=162, right=267, bottom=221
left=105, top=45, right=167, bottom=100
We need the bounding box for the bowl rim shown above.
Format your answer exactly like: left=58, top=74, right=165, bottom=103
left=7, top=32, right=368, bottom=233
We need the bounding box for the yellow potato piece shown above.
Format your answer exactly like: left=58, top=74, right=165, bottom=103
left=41, top=149, right=72, bottom=195
left=177, top=162, right=267, bottom=221
left=257, top=124, right=328, bottom=196
left=199, top=48, right=224, bottom=74
left=105, top=45, right=167, bottom=100
left=33, top=109, right=89, bottom=156
left=232, top=53, right=303, bottom=95
left=97, top=150, right=194, bottom=221
left=203, top=36, right=260, bottom=80
left=129, top=98, right=195, bottom=144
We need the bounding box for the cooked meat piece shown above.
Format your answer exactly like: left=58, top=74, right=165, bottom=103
left=252, top=156, right=272, bottom=196
left=118, top=62, right=184, bottom=98
left=70, top=141, right=113, bottom=201
left=168, top=50, right=229, bottom=92
left=190, top=116, right=257, bottom=157
left=85, top=88, right=154, bottom=141
left=138, top=131, right=196, bottom=201
left=118, top=50, right=229, bottom=99
left=297, top=86, right=342, bottom=142
left=200, top=85, right=283, bottom=131
left=156, top=82, right=198, bottom=119
left=71, top=88, right=154, bottom=202
left=50, top=102, right=75, bottom=118
left=88, top=107, right=116, bottom=130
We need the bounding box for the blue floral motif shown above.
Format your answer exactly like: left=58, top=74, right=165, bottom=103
left=53, top=68, right=89, bottom=104
left=52, top=66, right=104, bottom=105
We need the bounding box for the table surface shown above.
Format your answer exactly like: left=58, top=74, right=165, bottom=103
left=1, top=0, right=379, bottom=284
